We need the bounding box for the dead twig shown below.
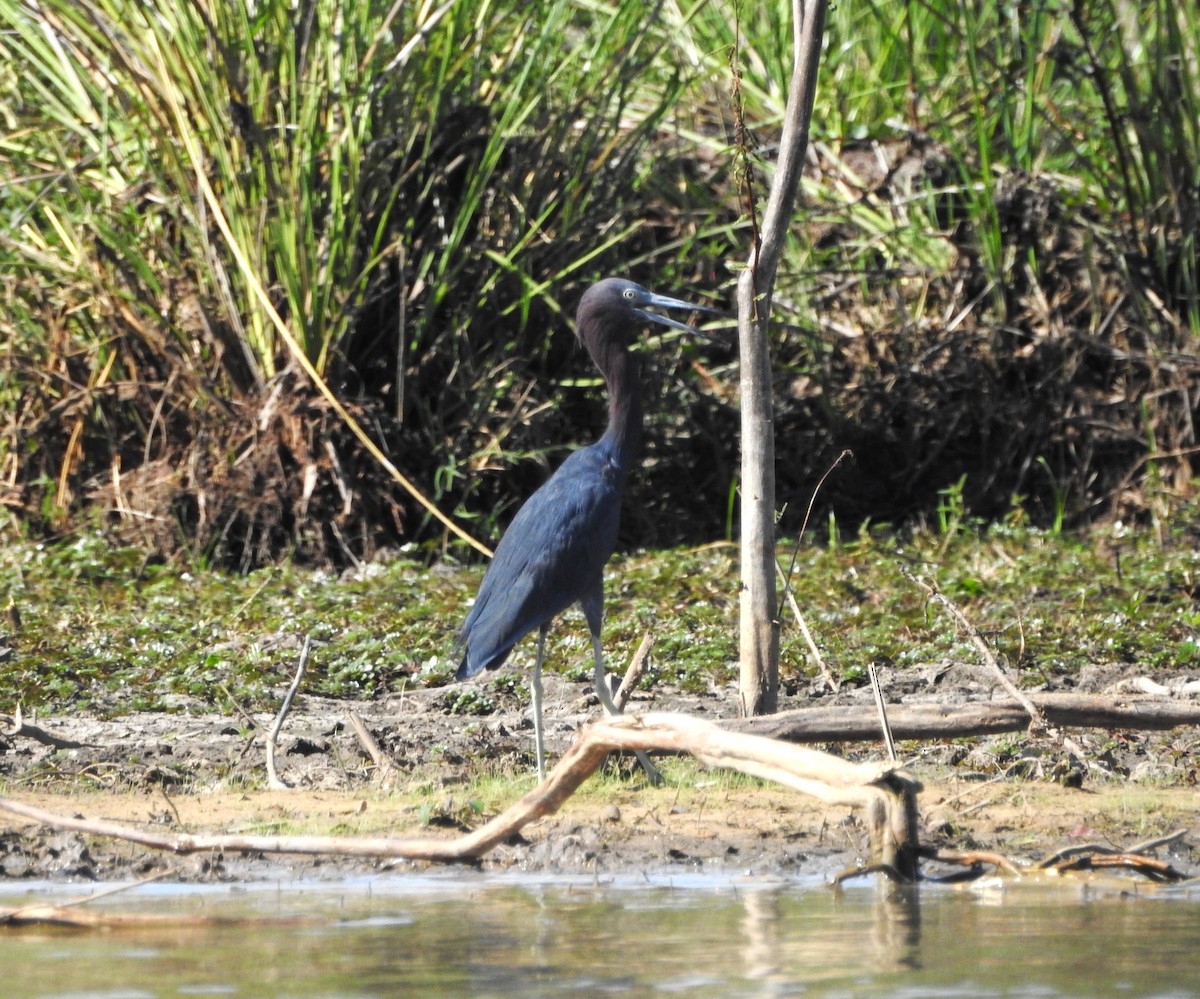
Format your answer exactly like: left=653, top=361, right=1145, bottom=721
left=900, top=568, right=1093, bottom=763
left=867, top=663, right=897, bottom=762
left=265, top=635, right=313, bottom=790
left=901, top=566, right=1046, bottom=730
left=614, top=633, right=654, bottom=712
left=775, top=449, right=852, bottom=695
left=347, top=709, right=394, bottom=785
left=158, top=788, right=184, bottom=827
left=775, top=561, right=839, bottom=693
left=0, top=704, right=93, bottom=750
left=217, top=682, right=258, bottom=729
left=1126, top=829, right=1190, bottom=855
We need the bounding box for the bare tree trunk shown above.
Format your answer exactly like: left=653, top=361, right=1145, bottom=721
left=737, top=0, right=828, bottom=716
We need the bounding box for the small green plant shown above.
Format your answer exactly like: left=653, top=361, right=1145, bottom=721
left=935, top=474, right=968, bottom=541
left=1035, top=457, right=1067, bottom=535
left=444, top=689, right=497, bottom=716
left=417, top=796, right=485, bottom=829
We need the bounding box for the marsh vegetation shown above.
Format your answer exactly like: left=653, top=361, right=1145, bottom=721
left=2, top=0, right=1199, bottom=567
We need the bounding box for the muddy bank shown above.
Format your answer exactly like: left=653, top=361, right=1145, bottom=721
left=2, top=667, right=1198, bottom=882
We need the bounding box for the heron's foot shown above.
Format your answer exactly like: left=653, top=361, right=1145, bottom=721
left=634, top=749, right=663, bottom=786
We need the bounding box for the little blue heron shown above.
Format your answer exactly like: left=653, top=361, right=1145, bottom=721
left=456, top=277, right=715, bottom=782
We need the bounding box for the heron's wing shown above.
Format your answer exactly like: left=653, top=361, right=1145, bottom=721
left=458, top=446, right=621, bottom=678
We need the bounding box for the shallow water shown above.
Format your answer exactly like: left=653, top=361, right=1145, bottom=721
left=2, top=871, right=1199, bottom=998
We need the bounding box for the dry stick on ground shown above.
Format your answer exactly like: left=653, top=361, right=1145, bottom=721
left=614, top=634, right=654, bottom=712
left=265, top=635, right=313, bottom=790
left=901, top=566, right=1046, bottom=728
left=217, top=682, right=258, bottom=730
left=727, top=692, right=1200, bottom=742
left=867, top=662, right=897, bottom=762
left=902, top=567, right=1091, bottom=759
left=0, top=712, right=922, bottom=878
left=775, top=562, right=840, bottom=693
left=347, top=709, right=394, bottom=786
left=1, top=704, right=94, bottom=750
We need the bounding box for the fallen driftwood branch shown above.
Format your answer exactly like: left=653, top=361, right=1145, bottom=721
left=0, top=712, right=922, bottom=878
left=1032, top=829, right=1190, bottom=881
left=919, top=829, right=1192, bottom=885
left=0, top=874, right=319, bottom=930
left=728, top=693, right=1200, bottom=743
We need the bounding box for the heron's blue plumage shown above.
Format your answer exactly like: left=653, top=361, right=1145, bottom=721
left=452, top=277, right=713, bottom=779
left=457, top=439, right=623, bottom=679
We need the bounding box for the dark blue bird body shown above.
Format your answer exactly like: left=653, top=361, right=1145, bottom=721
left=457, top=437, right=625, bottom=679
left=454, top=277, right=712, bottom=780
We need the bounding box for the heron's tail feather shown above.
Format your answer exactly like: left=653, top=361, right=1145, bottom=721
left=456, top=649, right=483, bottom=681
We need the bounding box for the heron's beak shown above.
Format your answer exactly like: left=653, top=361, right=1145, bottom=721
left=635, top=292, right=722, bottom=338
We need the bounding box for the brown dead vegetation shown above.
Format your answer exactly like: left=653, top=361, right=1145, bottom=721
left=5, top=139, right=1200, bottom=568
left=781, top=140, right=1200, bottom=533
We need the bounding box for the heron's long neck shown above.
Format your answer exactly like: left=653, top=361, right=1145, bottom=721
left=599, top=348, right=641, bottom=478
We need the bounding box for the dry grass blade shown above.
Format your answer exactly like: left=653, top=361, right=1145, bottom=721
left=265, top=636, right=313, bottom=790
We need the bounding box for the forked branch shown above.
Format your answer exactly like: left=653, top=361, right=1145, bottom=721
left=0, top=712, right=921, bottom=878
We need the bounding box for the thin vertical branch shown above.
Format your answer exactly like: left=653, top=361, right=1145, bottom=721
left=737, top=0, right=828, bottom=717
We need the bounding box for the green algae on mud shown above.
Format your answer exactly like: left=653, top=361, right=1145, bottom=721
left=4, top=511, right=1200, bottom=720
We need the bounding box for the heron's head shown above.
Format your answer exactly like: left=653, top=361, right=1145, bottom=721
left=576, top=278, right=717, bottom=363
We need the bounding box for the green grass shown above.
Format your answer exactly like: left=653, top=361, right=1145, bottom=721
left=5, top=501, right=1200, bottom=715
left=0, top=0, right=692, bottom=384
left=3, top=0, right=1199, bottom=556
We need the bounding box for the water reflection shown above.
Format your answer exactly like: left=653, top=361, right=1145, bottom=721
left=740, top=886, right=781, bottom=984
left=2, top=873, right=1199, bottom=998
left=871, top=886, right=922, bottom=972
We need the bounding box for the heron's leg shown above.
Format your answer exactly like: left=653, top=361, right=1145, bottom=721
left=588, top=630, right=621, bottom=716
left=532, top=623, right=549, bottom=782
left=589, top=631, right=662, bottom=785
